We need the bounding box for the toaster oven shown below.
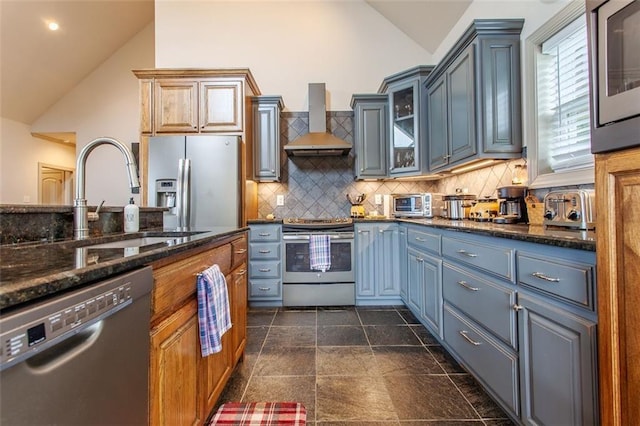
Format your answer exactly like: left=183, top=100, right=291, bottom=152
left=392, top=193, right=443, bottom=218
left=543, top=189, right=596, bottom=230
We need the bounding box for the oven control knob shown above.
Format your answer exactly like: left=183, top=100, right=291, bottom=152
left=544, top=209, right=556, bottom=220
left=567, top=209, right=581, bottom=221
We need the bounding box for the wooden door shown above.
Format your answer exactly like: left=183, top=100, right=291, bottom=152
left=202, top=332, right=231, bottom=414
left=200, top=80, right=243, bottom=132
left=155, top=79, right=199, bottom=133
left=150, top=299, right=202, bottom=426
left=39, top=164, right=73, bottom=204
left=231, top=265, right=248, bottom=365
left=595, top=146, right=640, bottom=426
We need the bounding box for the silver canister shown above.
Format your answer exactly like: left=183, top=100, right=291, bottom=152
left=442, top=194, right=477, bottom=220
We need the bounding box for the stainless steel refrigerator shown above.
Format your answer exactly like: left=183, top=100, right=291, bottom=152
left=147, top=135, right=241, bottom=229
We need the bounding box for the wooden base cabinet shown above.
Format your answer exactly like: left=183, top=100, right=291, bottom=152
left=595, top=146, right=640, bottom=426
left=149, top=232, right=248, bottom=425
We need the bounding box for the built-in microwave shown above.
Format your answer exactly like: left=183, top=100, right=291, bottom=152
left=588, top=0, right=640, bottom=153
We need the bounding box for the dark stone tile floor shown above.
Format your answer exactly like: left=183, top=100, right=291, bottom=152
left=214, top=306, right=516, bottom=425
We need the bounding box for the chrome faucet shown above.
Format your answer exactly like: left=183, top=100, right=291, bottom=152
left=74, top=137, right=140, bottom=239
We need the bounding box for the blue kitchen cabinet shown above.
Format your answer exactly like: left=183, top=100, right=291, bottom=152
left=355, top=223, right=402, bottom=305
left=379, top=66, right=434, bottom=178
left=404, top=225, right=443, bottom=337
left=252, top=96, right=284, bottom=182
left=398, top=225, right=408, bottom=299
left=248, top=224, right=283, bottom=306
left=516, top=248, right=598, bottom=426
left=351, top=94, right=388, bottom=179
left=408, top=247, right=443, bottom=337
left=425, top=19, right=524, bottom=173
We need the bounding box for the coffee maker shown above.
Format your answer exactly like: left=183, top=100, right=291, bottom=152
left=493, top=186, right=528, bottom=224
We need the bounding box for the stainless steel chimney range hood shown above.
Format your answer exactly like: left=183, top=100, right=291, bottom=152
left=283, top=83, right=352, bottom=157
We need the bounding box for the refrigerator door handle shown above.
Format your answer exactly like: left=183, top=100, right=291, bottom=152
left=177, top=159, right=191, bottom=229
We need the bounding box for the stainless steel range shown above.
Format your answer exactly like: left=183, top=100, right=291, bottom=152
left=282, top=218, right=355, bottom=306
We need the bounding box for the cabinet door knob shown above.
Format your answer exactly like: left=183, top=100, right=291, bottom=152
left=513, top=304, right=524, bottom=311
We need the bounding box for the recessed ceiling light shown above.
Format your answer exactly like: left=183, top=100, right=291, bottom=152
left=48, top=21, right=59, bottom=31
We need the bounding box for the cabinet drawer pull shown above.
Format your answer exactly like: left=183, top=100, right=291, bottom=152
left=258, top=287, right=271, bottom=291
left=258, top=249, right=272, bottom=254
left=236, top=269, right=247, bottom=276
left=416, top=257, right=424, bottom=262
left=258, top=268, right=271, bottom=272
left=415, top=237, right=426, bottom=242
left=234, top=248, right=247, bottom=254
left=457, top=280, right=479, bottom=291
left=459, top=330, right=482, bottom=346
left=532, top=272, right=560, bottom=282
left=457, top=249, right=478, bottom=258
left=258, top=232, right=271, bottom=237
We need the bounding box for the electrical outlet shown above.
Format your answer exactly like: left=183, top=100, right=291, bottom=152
left=276, top=194, right=285, bottom=206
left=374, top=194, right=383, bottom=205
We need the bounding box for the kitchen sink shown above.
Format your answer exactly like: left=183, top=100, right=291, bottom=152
left=84, top=236, right=178, bottom=249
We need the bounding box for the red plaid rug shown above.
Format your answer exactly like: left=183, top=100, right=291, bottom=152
left=210, top=402, right=306, bottom=425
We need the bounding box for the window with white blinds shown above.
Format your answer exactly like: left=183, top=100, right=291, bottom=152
left=536, top=16, right=593, bottom=173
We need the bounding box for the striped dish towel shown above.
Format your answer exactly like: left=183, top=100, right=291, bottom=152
left=196, top=264, right=232, bottom=357
left=309, top=234, right=331, bottom=272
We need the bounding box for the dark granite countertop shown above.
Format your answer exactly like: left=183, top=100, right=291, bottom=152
left=359, top=217, right=596, bottom=251
left=0, top=227, right=247, bottom=312
left=406, top=218, right=595, bottom=251
left=248, top=217, right=595, bottom=251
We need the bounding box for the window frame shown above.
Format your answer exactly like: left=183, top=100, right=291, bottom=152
left=524, top=0, right=594, bottom=189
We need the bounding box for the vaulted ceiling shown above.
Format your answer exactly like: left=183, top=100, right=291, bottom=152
left=0, top=0, right=471, bottom=128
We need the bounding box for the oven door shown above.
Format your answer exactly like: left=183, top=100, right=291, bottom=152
left=282, top=233, right=354, bottom=283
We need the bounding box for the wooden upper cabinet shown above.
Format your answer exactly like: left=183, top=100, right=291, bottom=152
left=155, top=79, right=199, bottom=133
left=133, top=69, right=259, bottom=137
left=200, top=80, right=243, bottom=132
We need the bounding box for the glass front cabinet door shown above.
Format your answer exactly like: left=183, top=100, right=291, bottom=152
left=381, top=66, right=434, bottom=177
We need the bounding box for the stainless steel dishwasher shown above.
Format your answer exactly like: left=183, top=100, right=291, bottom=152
left=0, top=266, right=153, bottom=425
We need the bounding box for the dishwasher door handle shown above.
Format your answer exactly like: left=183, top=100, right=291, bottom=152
left=25, top=321, right=104, bottom=373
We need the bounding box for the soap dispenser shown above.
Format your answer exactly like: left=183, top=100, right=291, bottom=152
left=124, top=197, right=139, bottom=233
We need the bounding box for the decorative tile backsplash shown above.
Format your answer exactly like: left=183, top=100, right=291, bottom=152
left=256, top=111, right=581, bottom=218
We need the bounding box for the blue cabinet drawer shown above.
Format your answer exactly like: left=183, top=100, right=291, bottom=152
left=443, top=264, right=517, bottom=348
left=517, top=253, right=595, bottom=310
left=249, top=280, right=282, bottom=298
left=249, top=242, right=280, bottom=260
left=442, top=237, right=514, bottom=281
left=407, top=227, right=441, bottom=254
left=249, top=225, right=281, bottom=242
left=443, top=304, right=519, bottom=416
left=249, top=261, right=281, bottom=278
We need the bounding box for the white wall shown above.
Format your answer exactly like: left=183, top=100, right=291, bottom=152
left=0, top=118, right=76, bottom=204
left=31, top=22, right=155, bottom=206
left=154, top=0, right=433, bottom=111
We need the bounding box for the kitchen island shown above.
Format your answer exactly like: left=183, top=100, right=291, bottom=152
left=1, top=224, right=249, bottom=425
